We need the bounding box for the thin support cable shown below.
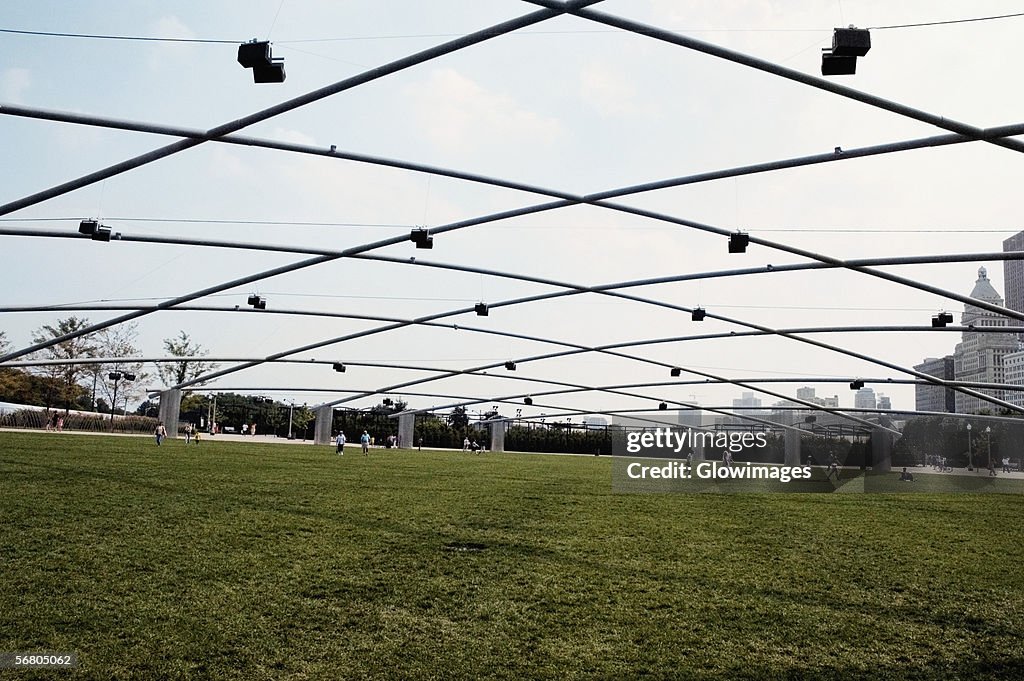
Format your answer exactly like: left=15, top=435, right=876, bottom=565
left=4, top=222, right=1017, bottom=414
left=0, top=2, right=606, bottom=364
left=5, top=102, right=1024, bottom=323
left=524, top=1, right=1024, bottom=157
left=0, top=0, right=603, bottom=218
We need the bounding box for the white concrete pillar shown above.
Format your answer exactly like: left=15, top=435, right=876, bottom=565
left=490, top=419, right=509, bottom=453
left=157, top=389, right=181, bottom=438
left=314, top=405, right=333, bottom=445
left=872, top=427, right=893, bottom=472
left=397, top=412, right=415, bottom=449
left=784, top=428, right=802, bottom=466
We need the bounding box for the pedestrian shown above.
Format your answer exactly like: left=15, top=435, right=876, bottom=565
left=251, top=423, right=257, bottom=437
left=336, top=431, right=346, bottom=455
left=1003, top=457, right=1011, bottom=474
left=360, top=430, right=370, bottom=455
left=463, top=437, right=470, bottom=451
left=155, top=422, right=167, bottom=446
left=56, top=416, right=64, bottom=432
left=826, top=455, right=840, bottom=481
left=194, top=429, right=201, bottom=446
left=184, top=423, right=193, bottom=445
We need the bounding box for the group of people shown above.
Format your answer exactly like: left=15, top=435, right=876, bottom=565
left=154, top=423, right=202, bottom=446
left=335, top=431, right=372, bottom=455
left=43, top=412, right=64, bottom=432
left=183, top=423, right=201, bottom=445
left=462, top=437, right=482, bottom=453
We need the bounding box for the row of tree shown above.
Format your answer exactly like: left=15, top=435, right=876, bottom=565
left=893, top=415, right=1024, bottom=468
left=174, top=392, right=315, bottom=438
left=0, top=320, right=215, bottom=416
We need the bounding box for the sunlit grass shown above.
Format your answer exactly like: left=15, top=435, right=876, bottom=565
left=1, top=432, right=1022, bottom=680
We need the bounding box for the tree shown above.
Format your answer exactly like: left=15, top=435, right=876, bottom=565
left=0, top=332, right=35, bottom=403
left=0, top=331, right=26, bottom=401
left=91, top=323, right=149, bottom=415
left=29, top=317, right=98, bottom=411
left=290, top=405, right=315, bottom=438
left=135, top=400, right=159, bottom=418
left=158, top=331, right=218, bottom=388
left=0, top=367, right=32, bottom=404
left=448, top=406, right=469, bottom=430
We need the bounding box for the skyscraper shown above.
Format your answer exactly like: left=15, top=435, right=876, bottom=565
left=953, top=267, right=1018, bottom=413
left=914, top=356, right=955, bottom=413
left=1003, top=350, right=1024, bottom=409
left=854, top=387, right=876, bottom=409
left=1002, top=230, right=1024, bottom=322
left=795, top=386, right=816, bottom=401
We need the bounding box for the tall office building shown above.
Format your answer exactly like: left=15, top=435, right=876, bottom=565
left=796, top=386, right=816, bottom=401
left=732, top=392, right=762, bottom=409
left=1003, top=350, right=1024, bottom=409
left=953, top=267, right=1019, bottom=413
left=914, top=356, right=955, bottom=413
left=998, top=234, right=1024, bottom=406
left=1002, top=230, right=1024, bottom=323
left=854, top=387, right=876, bottom=409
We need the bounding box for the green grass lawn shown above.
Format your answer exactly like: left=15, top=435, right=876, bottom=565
left=1, top=432, right=1022, bottom=680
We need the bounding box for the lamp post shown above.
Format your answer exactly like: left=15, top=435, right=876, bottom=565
left=966, top=423, right=973, bottom=470
left=108, top=372, right=122, bottom=423
left=121, top=373, right=135, bottom=416
left=288, top=400, right=295, bottom=440
left=986, top=426, right=992, bottom=471
left=208, top=393, right=218, bottom=435
left=107, top=372, right=135, bottom=423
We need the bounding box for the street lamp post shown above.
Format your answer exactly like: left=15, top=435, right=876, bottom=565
left=986, top=426, right=992, bottom=472
left=288, top=401, right=295, bottom=440
left=967, top=423, right=973, bottom=470
left=107, top=372, right=135, bottom=423
left=208, top=394, right=217, bottom=435
left=108, top=372, right=122, bottom=423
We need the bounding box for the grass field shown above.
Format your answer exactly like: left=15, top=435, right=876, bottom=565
left=1, top=431, right=1023, bottom=680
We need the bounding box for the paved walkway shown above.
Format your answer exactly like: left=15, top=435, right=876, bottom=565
left=0, top=427, right=317, bottom=445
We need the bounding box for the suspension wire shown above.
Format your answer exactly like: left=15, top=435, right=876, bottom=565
left=3, top=101, right=1022, bottom=326
left=5, top=223, right=1019, bottom=415
left=0, top=0, right=604, bottom=363
left=3, top=0, right=1021, bottom=420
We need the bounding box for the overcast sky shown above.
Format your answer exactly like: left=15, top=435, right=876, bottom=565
left=2, top=0, right=1023, bottom=418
